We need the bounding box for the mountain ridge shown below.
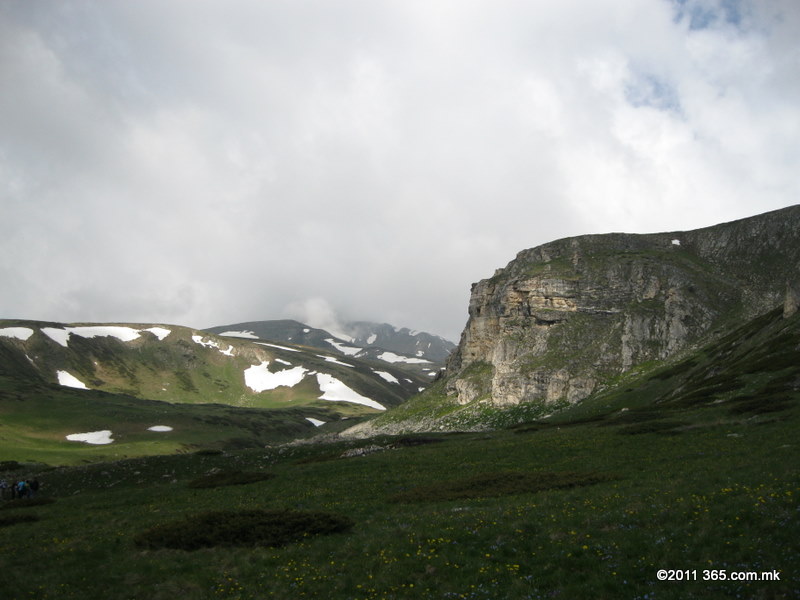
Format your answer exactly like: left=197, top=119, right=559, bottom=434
left=343, top=204, right=800, bottom=435
left=0, top=319, right=430, bottom=419
left=205, top=318, right=454, bottom=377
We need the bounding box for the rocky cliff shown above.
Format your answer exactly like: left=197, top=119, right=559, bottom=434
left=444, top=205, right=800, bottom=407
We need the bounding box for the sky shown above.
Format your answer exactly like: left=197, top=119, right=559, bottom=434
left=1, top=0, right=798, bottom=342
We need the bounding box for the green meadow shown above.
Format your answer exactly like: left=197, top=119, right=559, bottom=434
left=1, top=308, right=798, bottom=599
left=1, top=401, right=797, bottom=599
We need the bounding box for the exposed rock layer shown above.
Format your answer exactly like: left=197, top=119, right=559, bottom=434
left=445, top=205, right=800, bottom=406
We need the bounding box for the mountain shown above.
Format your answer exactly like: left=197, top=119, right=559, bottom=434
left=345, top=205, right=800, bottom=435
left=205, top=319, right=454, bottom=377
left=0, top=320, right=434, bottom=459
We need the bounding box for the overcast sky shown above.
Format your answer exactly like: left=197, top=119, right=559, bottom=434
left=1, top=0, right=798, bottom=342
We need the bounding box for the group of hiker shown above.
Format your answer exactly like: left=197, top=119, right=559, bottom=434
left=0, top=478, right=39, bottom=500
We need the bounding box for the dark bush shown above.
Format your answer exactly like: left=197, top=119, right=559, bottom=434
left=0, top=514, right=39, bottom=527
left=0, top=497, right=55, bottom=510
left=649, top=359, right=698, bottom=381
left=728, top=396, right=794, bottom=415
left=187, top=470, right=274, bottom=489
left=389, top=470, right=617, bottom=503
left=392, top=436, right=444, bottom=448
left=193, top=449, right=224, bottom=456
left=598, top=409, right=667, bottom=427
left=134, top=509, right=355, bottom=551
left=616, top=421, right=687, bottom=435
left=0, top=461, right=22, bottom=472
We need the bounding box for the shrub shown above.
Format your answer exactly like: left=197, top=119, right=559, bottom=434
left=193, top=449, right=224, bottom=456
left=391, top=436, right=444, bottom=448
left=616, top=421, right=687, bottom=435
left=134, top=509, right=355, bottom=551
left=0, top=461, right=22, bottom=472
left=187, top=470, right=274, bottom=489
left=728, top=396, right=794, bottom=415
left=0, top=497, right=55, bottom=510
left=389, top=470, right=617, bottom=503
left=0, top=514, right=39, bottom=527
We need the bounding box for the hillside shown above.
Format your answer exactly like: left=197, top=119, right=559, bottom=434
left=0, top=321, right=434, bottom=461
left=1, top=304, right=797, bottom=597
left=346, top=205, right=800, bottom=435
left=206, top=319, right=453, bottom=376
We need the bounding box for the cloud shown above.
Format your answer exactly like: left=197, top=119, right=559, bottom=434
left=1, top=0, right=798, bottom=341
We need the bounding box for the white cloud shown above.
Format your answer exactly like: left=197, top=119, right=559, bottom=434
left=1, top=1, right=798, bottom=342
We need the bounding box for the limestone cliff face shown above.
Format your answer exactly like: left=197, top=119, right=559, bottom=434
left=445, top=205, right=800, bottom=407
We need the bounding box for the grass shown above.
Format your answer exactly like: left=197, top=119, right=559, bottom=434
left=0, top=513, right=40, bottom=527
left=134, top=509, right=354, bottom=551
left=389, top=470, right=617, bottom=503
left=187, top=470, right=275, bottom=489
left=0, top=497, right=55, bottom=510
left=0, top=403, right=797, bottom=599
left=0, top=307, right=798, bottom=598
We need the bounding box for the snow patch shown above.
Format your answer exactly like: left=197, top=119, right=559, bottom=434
left=244, top=361, right=308, bottom=392
left=41, top=328, right=72, bottom=347
left=144, top=327, right=171, bottom=340
left=57, top=370, right=89, bottom=389
left=376, top=351, right=430, bottom=364
left=257, top=342, right=300, bottom=353
left=192, top=335, right=235, bottom=356
left=66, top=430, right=113, bottom=445
left=316, top=354, right=355, bottom=368
left=325, top=338, right=362, bottom=356
left=373, top=370, right=400, bottom=384
left=42, top=325, right=171, bottom=346
left=0, top=327, right=34, bottom=341
left=366, top=333, right=377, bottom=345
left=218, top=330, right=259, bottom=339
left=147, top=425, right=173, bottom=432
left=316, top=373, right=385, bottom=410
left=306, top=417, right=326, bottom=427
left=275, top=358, right=293, bottom=366
left=671, top=239, right=681, bottom=246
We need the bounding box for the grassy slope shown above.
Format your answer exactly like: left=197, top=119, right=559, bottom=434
left=0, top=375, right=345, bottom=465
left=0, top=320, right=426, bottom=420
left=0, top=308, right=798, bottom=599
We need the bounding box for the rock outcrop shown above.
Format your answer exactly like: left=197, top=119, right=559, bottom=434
left=785, top=282, right=800, bottom=319
left=445, top=205, right=800, bottom=407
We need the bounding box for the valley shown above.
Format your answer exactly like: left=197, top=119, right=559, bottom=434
left=1, top=206, right=798, bottom=598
